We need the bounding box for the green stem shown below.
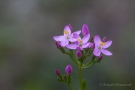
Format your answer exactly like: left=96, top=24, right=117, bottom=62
left=79, top=65, right=83, bottom=90
left=67, top=83, right=73, bottom=90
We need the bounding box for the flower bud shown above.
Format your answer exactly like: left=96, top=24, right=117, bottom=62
left=102, top=37, right=106, bottom=42
left=76, top=50, right=82, bottom=58
left=98, top=55, right=102, bottom=61
left=90, top=43, right=95, bottom=50
left=68, top=24, right=73, bottom=30
left=82, top=24, right=89, bottom=36
left=55, top=69, right=61, bottom=75
left=55, top=41, right=61, bottom=49
left=65, top=65, right=72, bottom=75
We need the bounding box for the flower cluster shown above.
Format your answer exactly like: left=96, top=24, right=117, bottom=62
left=53, top=24, right=112, bottom=57
left=54, top=24, right=113, bottom=90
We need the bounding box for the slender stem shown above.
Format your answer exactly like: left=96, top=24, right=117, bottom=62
left=79, top=65, right=83, bottom=90
left=67, top=83, right=73, bottom=90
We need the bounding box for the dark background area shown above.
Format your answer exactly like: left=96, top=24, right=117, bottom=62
left=0, top=0, right=135, bottom=90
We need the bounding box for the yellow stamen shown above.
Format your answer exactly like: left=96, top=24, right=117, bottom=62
left=100, top=41, right=105, bottom=46
left=77, top=38, right=83, bottom=44
left=64, top=30, right=69, bottom=35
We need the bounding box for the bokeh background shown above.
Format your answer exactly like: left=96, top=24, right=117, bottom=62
left=0, top=0, right=135, bottom=90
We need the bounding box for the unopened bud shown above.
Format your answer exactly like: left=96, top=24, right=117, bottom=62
left=55, top=69, right=61, bottom=76
left=90, top=43, right=95, bottom=50
left=68, top=24, right=73, bottom=30
left=55, top=41, right=61, bottom=49
left=76, top=50, right=82, bottom=58
left=98, top=55, right=102, bottom=61
left=65, top=65, right=72, bottom=75
left=102, top=37, right=106, bottom=42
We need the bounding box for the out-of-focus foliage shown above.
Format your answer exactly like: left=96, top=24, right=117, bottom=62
left=0, top=0, right=135, bottom=90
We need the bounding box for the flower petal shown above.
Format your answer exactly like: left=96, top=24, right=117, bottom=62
left=82, top=43, right=91, bottom=48
left=73, top=30, right=81, bottom=35
left=66, top=44, right=78, bottom=49
left=76, top=47, right=83, bottom=51
left=69, top=37, right=77, bottom=42
left=94, top=35, right=101, bottom=44
left=101, top=49, right=112, bottom=56
left=93, top=48, right=101, bottom=56
left=71, top=33, right=80, bottom=38
left=82, top=33, right=90, bottom=44
left=61, top=40, right=69, bottom=47
left=102, top=40, right=112, bottom=48
left=82, top=24, right=89, bottom=36
left=53, top=35, right=65, bottom=41
left=64, top=26, right=71, bottom=35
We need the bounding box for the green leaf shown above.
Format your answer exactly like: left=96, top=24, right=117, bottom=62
left=57, top=77, right=62, bottom=82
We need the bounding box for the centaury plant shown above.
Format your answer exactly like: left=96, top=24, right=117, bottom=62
left=53, top=24, right=112, bottom=90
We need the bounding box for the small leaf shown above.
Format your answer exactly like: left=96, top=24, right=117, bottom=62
left=57, top=77, right=62, bottom=82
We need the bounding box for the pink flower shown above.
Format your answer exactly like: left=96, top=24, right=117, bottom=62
left=53, top=25, right=81, bottom=47
left=93, top=35, right=112, bottom=56
left=66, top=24, right=91, bottom=50
left=66, top=34, right=91, bottom=50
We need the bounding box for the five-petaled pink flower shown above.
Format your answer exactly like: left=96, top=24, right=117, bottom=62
left=93, top=35, right=112, bottom=56
left=66, top=24, right=91, bottom=50
left=53, top=25, right=81, bottom=47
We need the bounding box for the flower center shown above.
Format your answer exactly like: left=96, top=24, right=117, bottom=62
left=100, top=41, right=105, bottom=46
left=77, top=38, right=82, bottom=43
left=66, top=36, right=70, bottom=39
left=98, top=46, right=102, bottom=50
left=77, top=38, right=83, bottom=46
left=64, top=30, right=69, bottom=35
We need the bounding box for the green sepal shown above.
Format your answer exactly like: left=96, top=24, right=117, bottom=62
left=92, top=55, right=96, bottom=61
left=60, top=48, right=65, bottom=53
left=66, top=75, right=73, bottom=84
left=57, top=77, right=63, bottom=82
left=69, top=76, right=73, bottom=82
left=69, top=49, right=73, bottom=53
left=85, top=50, right=92, bottom=57
left=97, top=60, right=101, bottom=63
left=84, top=48, right=89, bottom=55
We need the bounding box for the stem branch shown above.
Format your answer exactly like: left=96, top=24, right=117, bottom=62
left=67, top=83, right=73, bottom=90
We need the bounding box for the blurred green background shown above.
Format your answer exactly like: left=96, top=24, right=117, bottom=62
left=0, top=0, right=135, bottom=90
